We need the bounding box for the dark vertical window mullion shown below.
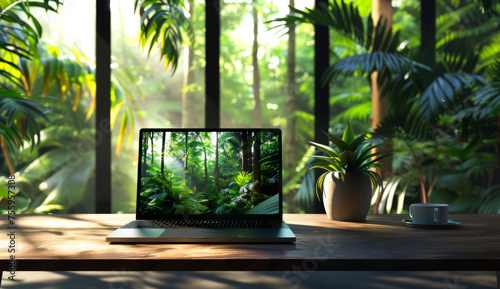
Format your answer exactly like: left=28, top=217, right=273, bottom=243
left=313, top=0, right=329, bottom=213
left=420, top=0, right=436, bottom=67
left=205, top=0, right=221, bottom=128
left=95, top=0, right=111, bottom=213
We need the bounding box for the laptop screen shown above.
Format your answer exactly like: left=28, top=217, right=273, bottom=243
left=136, top=128, right=282, bottom=220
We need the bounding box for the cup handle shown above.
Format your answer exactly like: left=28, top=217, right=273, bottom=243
left=409, top=206, right=413, bottom=218
left=433, top=208, right=440, bottom=223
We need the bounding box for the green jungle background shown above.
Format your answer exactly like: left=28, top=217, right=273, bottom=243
left=1, top=0, right=500, bottom=215
left=138, top=131, right=280, bottom=215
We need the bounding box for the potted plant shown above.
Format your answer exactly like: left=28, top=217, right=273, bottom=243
left=309, top=124, right=392, bottom=221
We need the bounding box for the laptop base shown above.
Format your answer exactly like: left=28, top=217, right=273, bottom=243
left=106, top=220, right=296, bottom=243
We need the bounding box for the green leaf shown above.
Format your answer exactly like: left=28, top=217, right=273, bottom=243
left=323, top=132, right=349, bottom=152
left=246, top=194, right=279, bottom=214
left=135, top=0, right=192, bottom=73
left=339, top=150, right=356, bottom=168
left=356, top=141, right=391, bottom=161
left=347, top=134, right=366, bottom=151
left=322, top=52, right=415, bottom=86
left=358, top=153, right=392, bottom=171
left=417, top=72, right=486, bottom=122
left=362, top=170, right=382, bottom=192
left=315, top=171, right=330, bottom=201
left=0, top=92, right=48, bottom=150
left=33, top=204, right=65, bottom=214
left=307, top=156, right=342, bottom=171
left=342, top=123, right=355, bottom=143
left=309, top=141, right=340, bottom=159
left=429, top=189, right=456, bottom=204
left=35, top=151, right=95, bottom=213
left=356, top=149, right=392, bottom=168
left=449, top=194, right=480, bottom=213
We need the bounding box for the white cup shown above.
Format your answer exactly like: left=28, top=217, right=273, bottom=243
left=409, top=203, right=449, bottom=224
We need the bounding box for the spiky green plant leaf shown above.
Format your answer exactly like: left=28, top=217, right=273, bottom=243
left=308, top=125, right=393, bottom=199
left=309, top=141, right=341, bottom=159
left=342, top=123, right=355, bottom=143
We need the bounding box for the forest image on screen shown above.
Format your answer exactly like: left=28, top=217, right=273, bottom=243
left=138, top=131, right=280, bottom=216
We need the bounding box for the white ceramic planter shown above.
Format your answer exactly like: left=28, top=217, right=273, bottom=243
left=322, top=171, right=372, bottom=221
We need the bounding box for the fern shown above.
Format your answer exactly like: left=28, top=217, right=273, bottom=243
left=233, top=171, right=253, bottom=187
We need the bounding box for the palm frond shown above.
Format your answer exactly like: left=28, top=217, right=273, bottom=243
left=373, top=108, right=429, bottom=141
left=269, top=1, right=365, bottom=45
left=0, top=0, right=63, bottom=88
left=35, top=151, right=95, bottom=213
left=134, top=0, right=193, bottom=73
left=468, top=83, right=500, bottom=118
left=437, top=36, right=481, bottom=73
left=478, top=185, right=500, bottom=214
left=437, top=3, right=500, bottom=48
left=0, top=89, right=48, bottom=150
left=322, top=51, right=417, bottom=86
left=416, top=72, right=486, bottom=122
left=379, top=63, right=432, bottom=111
left=368, top=16, right=401, bottom=53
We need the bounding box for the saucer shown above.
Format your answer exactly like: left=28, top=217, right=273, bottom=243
left=402, top=219, right=461, bottom=228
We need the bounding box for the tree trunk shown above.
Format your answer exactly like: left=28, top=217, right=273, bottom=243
left=215, top=131, right=219, bottom=193
left=284, top=0, right=297, bottom=213
left=181, top=0, right=197, bottom=128
left=253, top=132, right=261, bottom=196
left=248, top=133, right=253, bottom=172
left=190, top=135, right=195, bottom=188
left=371, top=0, right=394, bottom=213
left=161, top=131, right=166, bottom=178
left=142, top=132, right=148, bottom=177
left=202, top=133, right=208, bottom=194
left=241, top=131, right=250, bottom=172
left=150, top=133, right=154, bottom=168
left=371, top=0, right=393, bottom=176
left=184, top=131, right=188, bottom=181
left=252, top=0, right=262, bottom=128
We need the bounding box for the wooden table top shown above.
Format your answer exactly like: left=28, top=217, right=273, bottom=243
left=1, top=214, right=499, bottom=271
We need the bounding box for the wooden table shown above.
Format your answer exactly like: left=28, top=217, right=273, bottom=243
left=1, top=214, right=500, bottom=286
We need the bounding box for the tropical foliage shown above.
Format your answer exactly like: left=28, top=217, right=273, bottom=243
left=280, top=0, right=500, bottom=214
left=0, top=0, right=207, bottom=214
left=138, top=131, right=280, bottom=216
left=2, top=0, right=500, bottom=215
left=0, top=0, right=63, bottom=155
left=134, top=0, right=193, bottom=73
left=0, top=1, right=98, bottom=213
left=309, top=124, right=391, bottom=200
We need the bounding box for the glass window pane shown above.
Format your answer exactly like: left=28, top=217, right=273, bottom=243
left=111, top=0, right=205, bottom=212
left=220, top=0, right=314, bottom=212
left=0, top=1, right=96, bottom=214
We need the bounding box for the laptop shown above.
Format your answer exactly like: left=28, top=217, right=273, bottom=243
left=106, top=128, right=296, bottom=243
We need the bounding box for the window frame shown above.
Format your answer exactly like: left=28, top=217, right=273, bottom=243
left=94, top=0, right=433, bottom=213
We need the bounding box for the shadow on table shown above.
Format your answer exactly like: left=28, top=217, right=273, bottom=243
left=3, top=271, right=496, bottom=289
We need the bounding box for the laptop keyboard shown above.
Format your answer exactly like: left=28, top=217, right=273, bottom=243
left=149, top=220, right=272, bottom=229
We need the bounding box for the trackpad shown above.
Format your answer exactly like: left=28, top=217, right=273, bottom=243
left=160, top=229, right=237, bottom=239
